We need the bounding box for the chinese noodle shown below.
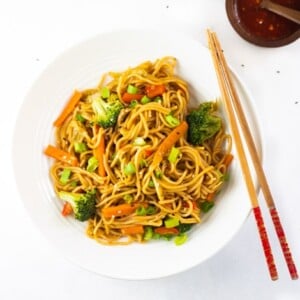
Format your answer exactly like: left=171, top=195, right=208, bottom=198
left=47, top=56, right=232, bottom=245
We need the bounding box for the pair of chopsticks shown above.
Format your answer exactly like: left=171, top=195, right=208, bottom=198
left=206, top=29, right=298, bottom=280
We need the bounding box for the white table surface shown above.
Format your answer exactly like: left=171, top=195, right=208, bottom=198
left=1, top=0, right=299, bottom=299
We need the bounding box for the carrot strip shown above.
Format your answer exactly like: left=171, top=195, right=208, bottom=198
left=102, top=203, right=138, bottom=218
left=122, top=92, right=144, bottom=103
left=152, top=121, right=188, bottom=167
left=154, top=227, right=179, bottom=235
left=61, top=202, right=73, bottom=216
left=182, top=201, right=198, bottom=209
left=54, top=90, right=82, bottom=127
left=224, top=153, right=234, bottom=167
left=146, top=84, right=166, bottom=98
left=206, top=192, right=215, bottom=201
left=121, top=225, right=144, bottom=235
left=144, top=149, right=153, bottom=158
left=94, top=132, right=106, bottom=177
left=44, top=145, right=78, bottom=166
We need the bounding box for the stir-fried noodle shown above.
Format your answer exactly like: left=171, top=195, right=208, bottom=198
left=45, top=57, right=232, bottom=245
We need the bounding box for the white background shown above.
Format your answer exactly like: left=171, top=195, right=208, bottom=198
left=1, top=0, right=299, bottom=299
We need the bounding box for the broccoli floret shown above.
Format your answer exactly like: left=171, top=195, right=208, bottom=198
left=90, top=91, right=123, bottom=128
left=58, top=190, right=96, bottom=221
left=186, top=102, right=222, bottom=145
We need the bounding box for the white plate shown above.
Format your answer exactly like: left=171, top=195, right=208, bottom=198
left=13, top=30, right=262, bottom=280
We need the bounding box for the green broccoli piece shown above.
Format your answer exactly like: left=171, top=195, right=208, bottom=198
left=186, top=102, right=222, bottom=145
left=90, top=91, right=123, bottom=128
left=58, top=189, right=97, bottom=221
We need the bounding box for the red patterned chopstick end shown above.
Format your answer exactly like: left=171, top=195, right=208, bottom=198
left=270, top=207, right=298, bottom=280
left=253, top=206, right=278, bottom=280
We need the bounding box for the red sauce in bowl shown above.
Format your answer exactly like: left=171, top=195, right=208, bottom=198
left=226, top=0, right=300, bottom=46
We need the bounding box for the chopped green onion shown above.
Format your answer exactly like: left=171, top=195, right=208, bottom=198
left=136, top=206, right=147, bottom=216
left=74, top=142, right=87, bottom=153
left=165, top=114, right=180, bottom=128
left=168, top=147, right=180, bottom=163
left=136, top=205, right=157, bottom=216
left=221, top=172, right=230, bottom=181
left=124, top=162, right=136, bottom=176
left=59, top=168, right=71, bottom=184
left=141, top=95, right=151, bottom=104
left=161, top=234, right=173, bottom=241
left=174, top=233, right=188, bottom=246
left=146, top=205, right=157, bottom=215
left=139, top=159, right=148, bottom=168
left=144, top=226, right=153, bottom=241
left=76, top=114, right=85, bottom=123
left=148, top=180, right=155, bottom=188
left=154, top=169, right=163, bottom=179
left=164, top=217, right=180, bottom=228
left=100, top=86, right=110, bottom=99
left=123, top=194, right=133, bottom=203
left=154, top=96, right=162, bottom=102
left=129, top=100, right=138, bottom=108
left=133, top=137, right=146, bottom=146
left=87, top=156, right=98, bottom=172
left=127, top=84, right=138, bottom=94
left=70, top=181, right=78, bottom=187
left=200, top=201, right=214, bottom=213
left=152, top=232, right=161, bottom=240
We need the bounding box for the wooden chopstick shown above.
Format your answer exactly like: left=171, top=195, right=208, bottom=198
left=207, top=30, right=292, bottom=280
left=207, top=29, right=278, bottom=280
left=207, top=30, right=298, bottom=281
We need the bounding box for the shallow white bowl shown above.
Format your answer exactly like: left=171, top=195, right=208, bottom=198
left=13, top=29, right=262, bottom=280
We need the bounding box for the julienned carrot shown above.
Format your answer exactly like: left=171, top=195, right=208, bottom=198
left=224, top=153, right=234, bottom=167
left=94, top=132, right=106, bottom=177
left=152, top=121, right=188, bottom=168
left=122, top=92, right=144, bottom=103
left=146, top=84, right=166, bottom=98
left=206, top=192, right=215, bottom=201
left=54, top=90, right=82, bottom=127
left=44, top=145, right=79, bottom=166
left=144, top=149, right=153, bottom=158
left=154, top=227, right=179, bottom=235
left=182, top=201, right=198, bottom=209
left=61, top=202, right=73, bottom=216
left=121, top=225, right=144, bottom=235
left=102, top=203, right=138, bottom=218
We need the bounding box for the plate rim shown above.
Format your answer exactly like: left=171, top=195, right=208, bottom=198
left=12, top=28, right=262, bottom=280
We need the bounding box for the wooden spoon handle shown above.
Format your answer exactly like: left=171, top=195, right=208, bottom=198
left=261, top=0, right=300, bottom=25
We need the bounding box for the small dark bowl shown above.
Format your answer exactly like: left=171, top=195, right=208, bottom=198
left=226, top=0, right=300, bottom=47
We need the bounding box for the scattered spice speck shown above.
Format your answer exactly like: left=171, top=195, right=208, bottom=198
left=295, top=101, right=299, bottom=104
left=276, top=70, right=280, bottom=74
left=241, top=64, right=245, bottom=67
left=166, top=5, right=169, bottom=8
